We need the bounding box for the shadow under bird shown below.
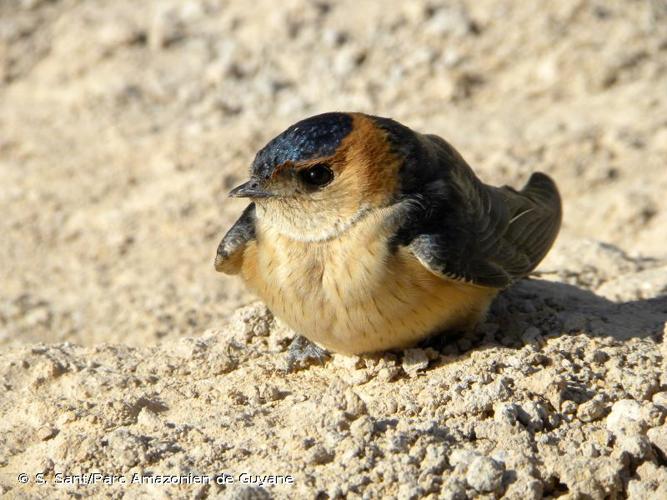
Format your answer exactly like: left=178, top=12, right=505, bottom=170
left=215, top=112, right=562, bottom=355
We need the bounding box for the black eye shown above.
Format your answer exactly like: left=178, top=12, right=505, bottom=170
left=299, top=164, right=334, bottom=187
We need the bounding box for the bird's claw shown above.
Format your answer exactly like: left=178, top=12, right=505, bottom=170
left=285, top=336, right=330, bottom=372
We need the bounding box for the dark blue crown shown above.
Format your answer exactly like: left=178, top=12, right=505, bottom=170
left=251, top=113, right=353, bottom=179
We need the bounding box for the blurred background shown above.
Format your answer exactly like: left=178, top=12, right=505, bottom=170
left=1, top=0, right=666, bottom=347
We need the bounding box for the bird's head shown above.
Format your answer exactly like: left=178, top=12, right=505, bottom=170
left=229, top=112, right=408, bottom=241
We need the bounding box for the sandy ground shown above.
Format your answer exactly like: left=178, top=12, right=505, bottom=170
left=1, top=0, right=666, bottom=498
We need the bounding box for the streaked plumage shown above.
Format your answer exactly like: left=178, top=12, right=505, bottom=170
left=215, top=112, right=562, bottom=354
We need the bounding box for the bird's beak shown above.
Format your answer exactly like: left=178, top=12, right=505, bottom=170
left=228, top=177, right=274, bottom=198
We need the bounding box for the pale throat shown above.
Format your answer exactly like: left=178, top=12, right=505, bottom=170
left=254, top=199, right=373, bottom=242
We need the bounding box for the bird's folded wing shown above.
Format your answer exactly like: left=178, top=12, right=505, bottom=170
left=406, top=172, right=562, bottom=288
left=215, top=203, right=257, bottom=275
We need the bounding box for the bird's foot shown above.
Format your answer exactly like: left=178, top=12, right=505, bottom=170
left=285, top=336, right=330, bottom=372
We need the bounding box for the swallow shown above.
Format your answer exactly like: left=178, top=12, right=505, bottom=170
left=215, top=112, right=562, bottom=355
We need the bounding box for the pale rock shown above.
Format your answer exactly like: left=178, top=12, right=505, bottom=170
left=606, top=399, right=644, bottom=436
left=465, top=455, right=505, bottom=493
left=646, top=426, right=667, bottom=458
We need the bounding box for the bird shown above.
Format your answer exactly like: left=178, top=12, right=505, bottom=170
left=214, top=112, right=562, bottom=357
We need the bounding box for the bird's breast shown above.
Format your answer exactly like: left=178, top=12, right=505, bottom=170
left=241, top=210, right=496, bottom=354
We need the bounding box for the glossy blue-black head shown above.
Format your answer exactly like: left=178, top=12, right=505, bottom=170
left=229, top=113, right=353, bottom=198
left=252, top=112, right=353, bottom=178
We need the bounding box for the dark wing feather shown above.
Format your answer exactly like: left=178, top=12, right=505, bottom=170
left=390, top=132, right=561, bottom=288
left=214, top=203, right=257, bottom=275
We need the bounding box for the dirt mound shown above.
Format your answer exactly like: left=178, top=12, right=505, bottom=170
left=2, top=239, right=666, bottom=498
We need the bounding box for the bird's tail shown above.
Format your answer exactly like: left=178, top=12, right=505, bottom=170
left=521, top=173, right=562, bottom=218
left=516, top=172, right=562, bottom=268
left=496, top=171, right=562, bottom=278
